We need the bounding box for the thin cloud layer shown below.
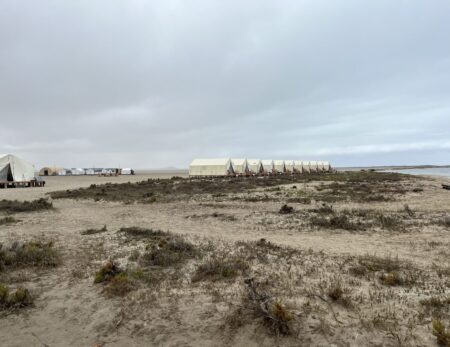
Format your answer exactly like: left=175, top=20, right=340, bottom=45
left=0, top=0, right=449, bottom=168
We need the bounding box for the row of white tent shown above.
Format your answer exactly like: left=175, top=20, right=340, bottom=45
left=189, top=158, right=332, bottom=177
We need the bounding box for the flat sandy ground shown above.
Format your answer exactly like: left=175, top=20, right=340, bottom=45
left=0, top=172, right=449, bottom=346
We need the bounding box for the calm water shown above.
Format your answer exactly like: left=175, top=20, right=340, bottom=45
left=384, top=167, right=450, bottom=178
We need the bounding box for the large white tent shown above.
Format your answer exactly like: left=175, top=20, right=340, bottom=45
left=189, top=158, right=234, bottom=176
left=261, top=160, right=275, bottom=175
left=309, top=161, right=319, bottom=173
left=293, top=160, right=304, bottom=174
left=273, top=160, right=286, bottom=174
left=231, top=158, right=249, bottom=175
left=301, top=161, right=311, bottom=173
left=323, top=161, right=331, bottom=172
left=247, top=159, right=263, bottom=175
left=317, top=161, right=325, bottom=172
left=284, top=160, right=295, bottom=173
left=0, top=154, right=35, bottom=182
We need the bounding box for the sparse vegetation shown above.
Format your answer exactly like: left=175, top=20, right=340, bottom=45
left=432, top=319, right=450, bottom=346
left=81, top=225, right=107, bottom=235
left=0, top=241, right=60, bottom=271
left=0, top=217, right=19, bottom=225
left=192, top=255, right=249, bottom=282
left=49, top=171, right=412, bottom=204
left=279, top=204, right=294, bottom=214
left=0, top=283, right=33, bottom=311
left=0, top=198, right=53, bottom=214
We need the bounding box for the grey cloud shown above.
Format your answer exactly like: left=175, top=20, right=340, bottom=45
left=0, top=0, right=449, bottom=168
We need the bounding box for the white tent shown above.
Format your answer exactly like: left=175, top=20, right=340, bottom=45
left=293, top=160, right=304, bottom=174
left=273, top=160, right=286, bottom=174
left=71, top=168, right=85, bottom=175
left=301, top=161, right=311, bottom=173
left=247, top=159, right=263, bottom=175
left=284, top=160, right=295, bottom=173
left=261, top=160, right=275, bottom=175
left=309, top=161, right=319, bottom=173
left=189, top=158, right=234, bottom=177
left=85, top=168, right=95, bottom=175
left=231, top=158, right=249, bottom=175
left=323, top=161, right=331, bottom=172
left=0, top=154, right=35, bottom=182
left=317, top=161, right=325, bottom=172
left=121, top=168, right=134, bottom=175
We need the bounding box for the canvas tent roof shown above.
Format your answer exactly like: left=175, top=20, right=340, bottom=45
left=189, top=158, right=234, bottom=176
left=293, top=160, right=303, bottom=173
left=261, top=160, right=274, bottom=173
left=284, top=160, right=294, bottom=173
left=0, top=154, right=35, bottom=182
left=231, top=158, right=249, bottom=174
left=273, top=160, right=286, bottom=173
left=247, top=159, right=263, bottom=174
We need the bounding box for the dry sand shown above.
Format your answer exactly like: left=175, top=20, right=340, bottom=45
left=0, top=173, right=449, bottom=346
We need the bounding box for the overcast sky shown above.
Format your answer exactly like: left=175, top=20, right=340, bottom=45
left=1, top=0, right=449, bottom=169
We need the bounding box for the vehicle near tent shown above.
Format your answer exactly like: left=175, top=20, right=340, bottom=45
left=309, top=161, right=319, bottom=172
left=71, top=168, right=85, bottom=175
left=293, top=160, right=304, bottom=174
left=261, top=160, right=275, bottom=175
left=189, top=158, right=234, bottom=177
left=231, top=158, right=249, bottom=176
left=247, top=159, right=263, bottom=175
left=121, top=168, right=134, bottom=175
left=284, top=160, right=295, bottom=173
left=273, top=160, right=286, bottom=174
left=39, top=166, right=64, bottom=176
left=0, top=154, right=35, bottom=182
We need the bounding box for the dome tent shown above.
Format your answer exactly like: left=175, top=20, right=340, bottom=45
left=0, top=154, right=35, bottom=182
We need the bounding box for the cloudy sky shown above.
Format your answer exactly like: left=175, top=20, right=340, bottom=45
left=1, top=0, right=449, bottom=169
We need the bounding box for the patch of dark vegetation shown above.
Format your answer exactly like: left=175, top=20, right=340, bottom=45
left=49, top=171, right=412, bottom=204
left=81, top=225, right=107, bottom=235
left=0, top=198, right=53, bottom=214
left=235, top=239, right=301, bottom=264
left=186, top=212, right=237, bottom=222
left=0, top=283, right=33, bottom=311
left=279, top=204, right=294, bottom=214
left=311, top=203, right=334, bottom=214
left=118, top=227, right=166, bottom=240
left=0, top=216, right=19, bottom=225
left=0, top=241, right=60, bottom=271
left=420, top=296, right=450, bottom=319
left=94, top=261, right=134, bottom=296
left=141, top=235, right=197, bottom=268
left=310, top=213, right=360, bottom=231
left=432, top=319, right=450, bottom=346
left=244, top=278, right=293, bottom=336
left=192, top=255, right=249, bottom=282
left=324, top=278, right=353, bottom=308
left=119, top=227, right=198, bottom=267
left=378, top=271, right=418, bottom=286
left=439, top=217, right=450, bottom=228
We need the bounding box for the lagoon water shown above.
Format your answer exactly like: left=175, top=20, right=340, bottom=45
left=384, top=167, right=450, bottom=178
